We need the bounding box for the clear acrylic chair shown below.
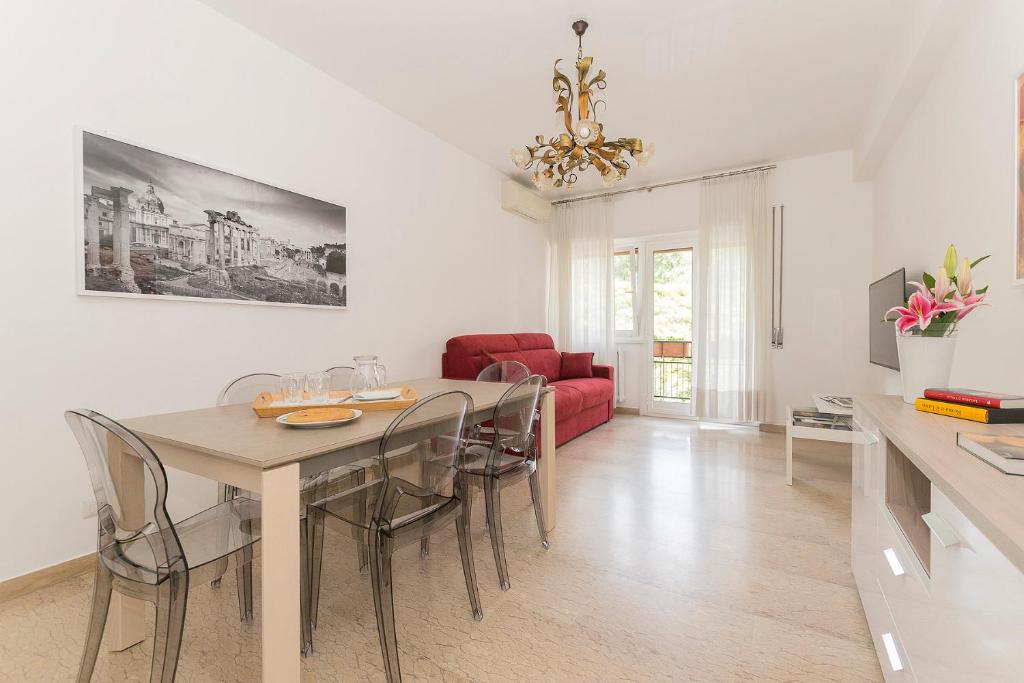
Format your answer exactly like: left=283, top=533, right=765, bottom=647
left=65, top=409, right=260, bottom=683
left=304, top=391, right=483, bottom=681
left=476, top=360, right=530, bottom=384
left=208, top=374, right=280, bottom=599
left=210, top=373, right=369, bottom=642
left=473, top=360, right=541, bottom=449
left=460, top=375, right=548, bottom=590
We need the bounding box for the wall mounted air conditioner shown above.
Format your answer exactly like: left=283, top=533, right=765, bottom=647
left=501, top=179, right=551, bottom=224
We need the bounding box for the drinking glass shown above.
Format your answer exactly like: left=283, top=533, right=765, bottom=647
left=307, top=371, right=330, bottom=404
left=281, top=372, right=306, bottom=404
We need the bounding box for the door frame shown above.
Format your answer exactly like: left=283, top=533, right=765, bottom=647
left=642, top=234, right=697, bottom=418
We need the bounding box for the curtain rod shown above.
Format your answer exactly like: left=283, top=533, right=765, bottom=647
left=550, top=163, right=777, bottom=205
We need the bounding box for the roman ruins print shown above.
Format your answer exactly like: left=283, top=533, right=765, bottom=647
left=79, top=131, right=347, bottom=307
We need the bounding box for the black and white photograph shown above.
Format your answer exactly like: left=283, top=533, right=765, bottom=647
left=79, top=130, right=347, bottom=308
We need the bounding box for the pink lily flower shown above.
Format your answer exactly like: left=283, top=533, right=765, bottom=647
left=952, top=289, right=987, bottom=321
left=932, top=267, right=955, bottom=301
left=956, top=258, right=973, bottom=296
left=886, top=291, right=958, bottom=334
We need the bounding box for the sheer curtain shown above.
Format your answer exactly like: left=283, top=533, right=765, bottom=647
left=546, top=199, right=615, bottom=364
left=694, top=170, right=771, bottom=423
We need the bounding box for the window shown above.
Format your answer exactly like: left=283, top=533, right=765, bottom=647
left=614, top=246, right=639, bottom=337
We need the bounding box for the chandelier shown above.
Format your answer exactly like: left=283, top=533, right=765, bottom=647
left=511, top=19, right=653, bottom=191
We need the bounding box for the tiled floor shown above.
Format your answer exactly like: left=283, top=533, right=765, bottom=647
left=0, top=416, right=881, bottom=681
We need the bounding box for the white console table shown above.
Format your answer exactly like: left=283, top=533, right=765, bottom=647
left=785, top=395, right=869, bottom=485
left=852, top=395, right=1024, bottom=681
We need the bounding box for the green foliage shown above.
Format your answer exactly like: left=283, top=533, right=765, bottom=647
left=652, top=250, right=692, bottom=341
left=326, top=251, right=346, bottom=275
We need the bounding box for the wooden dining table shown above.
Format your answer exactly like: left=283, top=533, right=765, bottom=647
left=113, top=377, right=556, bottom=681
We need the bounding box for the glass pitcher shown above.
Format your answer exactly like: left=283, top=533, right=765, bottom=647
left=350, top=355, right=387, bottom=395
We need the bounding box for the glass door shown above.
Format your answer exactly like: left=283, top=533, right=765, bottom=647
left=646, top=242, right=694, bottom=417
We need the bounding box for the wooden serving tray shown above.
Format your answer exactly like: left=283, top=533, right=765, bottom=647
left=251, top=386, right=418, bottom=418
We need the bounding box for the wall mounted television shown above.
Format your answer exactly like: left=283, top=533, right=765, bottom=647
left=869, top=268, right=906, bottom=371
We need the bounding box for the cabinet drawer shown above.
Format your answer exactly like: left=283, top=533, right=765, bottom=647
left=862, top=583, right=916, bottom=682
left=916, top=486, right=1024, bottom=680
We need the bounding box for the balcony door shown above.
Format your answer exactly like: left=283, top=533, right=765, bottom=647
left=645, top=240, right=695, bottom=417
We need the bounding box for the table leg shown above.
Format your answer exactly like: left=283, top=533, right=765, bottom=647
left=260, top=463, right=301, bottom=681
left=538, top=392, right=556, bottom=532
left=106, top=437, right=146, bottom=651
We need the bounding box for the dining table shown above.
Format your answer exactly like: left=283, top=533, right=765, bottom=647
left=112, top=377, right=556, bottom=681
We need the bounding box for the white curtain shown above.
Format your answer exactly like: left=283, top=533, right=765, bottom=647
left=546, top=199, right=616, bottom=364
left=694, top=171, right=771, bottom=423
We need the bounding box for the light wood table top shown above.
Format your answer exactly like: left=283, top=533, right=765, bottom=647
left=122, top=377, right=514, bottom=470
left=856, top=394, right=1024, bottom=573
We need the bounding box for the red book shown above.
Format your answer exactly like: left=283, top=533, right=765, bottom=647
left=924, top=388, right=1024, bottom=409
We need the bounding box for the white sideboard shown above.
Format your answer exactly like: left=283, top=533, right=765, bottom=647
left=852, top=395, right=1024, bottom=682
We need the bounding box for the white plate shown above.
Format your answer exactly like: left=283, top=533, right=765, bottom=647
left=276, top=408, right=362, bottom=429
left=353, top=390, right=402, bottom=401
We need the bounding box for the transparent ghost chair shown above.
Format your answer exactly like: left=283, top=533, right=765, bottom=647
left=459, top=375, right=547, bottom=590
left=208, top=373, right=280, bottom=601
left=304, top=391, right=483, bottom=681
left=475, top=360, right=530, bottom=384
left=65, top=409, right=261, bottom=683
left=473, top=360, right=543, bottom=454
left=210, top=373, right=370, bottom=647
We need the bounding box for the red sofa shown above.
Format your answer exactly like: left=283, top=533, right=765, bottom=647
left=441, top=333, right=614, bottom=448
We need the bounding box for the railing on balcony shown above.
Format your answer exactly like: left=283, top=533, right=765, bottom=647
left=653, top=339, right=692, bottom=402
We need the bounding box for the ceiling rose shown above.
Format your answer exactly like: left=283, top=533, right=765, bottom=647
left=511, top=19, right=654, bottom=191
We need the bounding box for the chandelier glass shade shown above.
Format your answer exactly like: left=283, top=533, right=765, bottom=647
left=511, top=20, right=653, bottom=190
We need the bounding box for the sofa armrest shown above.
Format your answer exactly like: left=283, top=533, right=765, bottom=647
left=592, top=364, right=614, bottom=382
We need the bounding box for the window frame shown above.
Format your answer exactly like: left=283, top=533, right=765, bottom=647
left=614, top=242, right=643, bottom=342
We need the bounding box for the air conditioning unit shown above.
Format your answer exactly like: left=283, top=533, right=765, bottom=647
left=501, top=179, right=551, bottom=223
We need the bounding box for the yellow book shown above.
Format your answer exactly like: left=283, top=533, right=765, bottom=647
left=915, top=398, right=990, bottom=423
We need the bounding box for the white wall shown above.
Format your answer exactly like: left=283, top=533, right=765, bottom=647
left=869, top=0, right=1024, bottom=396
left=611, top=151, right=873, bottom=423
left=0, top=0, right=546, bottom=581
left=767, top=152, right=873, bottom=423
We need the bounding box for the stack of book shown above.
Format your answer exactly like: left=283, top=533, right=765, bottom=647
left=914, top=388, right=1024, bottom=424
left=957, top=433, right=1024, bottom=475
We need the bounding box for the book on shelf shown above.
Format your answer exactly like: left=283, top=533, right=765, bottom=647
left=957, top=432, right=1024, bottom=475
left=923, top=388, right=1024, bottom=409
left=914, top=398, right=1024, bottom=424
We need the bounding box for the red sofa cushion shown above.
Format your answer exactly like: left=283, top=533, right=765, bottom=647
left=551, top=383, right=584, bottom=417
left=560, top=352, right=594, bottom=379
left=552, top=378, right=614, bottom=410
left=512, top=333, right=562, bottom=382
left=521, top=349, right=561, bottom=382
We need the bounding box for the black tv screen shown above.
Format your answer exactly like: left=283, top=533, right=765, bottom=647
left=869, top=268, right=906, bottom=370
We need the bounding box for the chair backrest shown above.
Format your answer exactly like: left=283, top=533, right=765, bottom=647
left=486, top=375, right=545, bottom=470
left=217, top=373, right=281, bottom=406
left=324, top=366, right=356, bottom=393
left=373, top=391, right=473, bottom=524
left=476, top=360, right=530, bottom=384
left=65, top=409, right=185, bottom=582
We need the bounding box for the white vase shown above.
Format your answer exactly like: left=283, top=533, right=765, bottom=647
left=895, top=330, right=958, bottom=404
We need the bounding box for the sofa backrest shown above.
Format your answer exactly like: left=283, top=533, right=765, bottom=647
left=442, top=333, right=562, bottom=382
left=511, top=333, right=562, bottom=383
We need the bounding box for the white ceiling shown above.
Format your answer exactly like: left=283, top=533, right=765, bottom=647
left=201, top=0, right=908, bottom=195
